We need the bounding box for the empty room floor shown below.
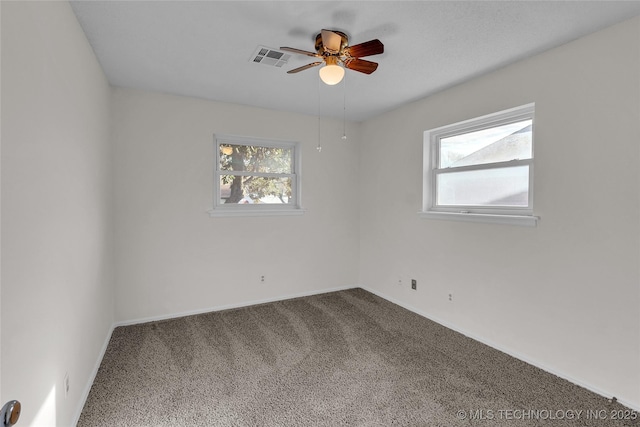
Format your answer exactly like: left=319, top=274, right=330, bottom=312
left=78, top=289, right=639, bottom=426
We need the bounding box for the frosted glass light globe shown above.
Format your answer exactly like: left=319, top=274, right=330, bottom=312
left=319, top=64, right=345, bottom=85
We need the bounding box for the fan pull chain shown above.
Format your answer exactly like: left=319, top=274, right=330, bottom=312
left=342, top=72, right=347, bottom=140
left=317, top=74, right=322, bottom=152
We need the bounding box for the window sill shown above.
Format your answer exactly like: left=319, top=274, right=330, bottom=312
left=208, top=207, right=305, bottom=217
left=419, top=211, right=538, bottom=227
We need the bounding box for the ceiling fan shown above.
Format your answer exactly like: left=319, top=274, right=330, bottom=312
left=281, top=29, right=384, bottom=85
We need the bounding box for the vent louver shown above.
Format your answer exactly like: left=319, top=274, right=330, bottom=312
left=250, top=46, right=290, bottom=68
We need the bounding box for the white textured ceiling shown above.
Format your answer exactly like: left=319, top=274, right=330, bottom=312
left=70, top=1, right=640, bottom=122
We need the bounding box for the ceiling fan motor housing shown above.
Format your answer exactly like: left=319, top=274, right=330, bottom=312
left=315, top=30, right=349, bottom=55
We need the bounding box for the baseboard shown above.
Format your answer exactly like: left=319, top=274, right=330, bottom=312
left=114, top=284, right=358, bottom=327
left=72, top=322, right=116, bottom=426
left=359, top=285, right=640, bottom=412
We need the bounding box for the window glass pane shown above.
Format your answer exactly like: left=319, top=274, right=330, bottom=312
left=439, top=119, right=532, bottom=168
left=436, top=165, right=529, bottom=207
left=220, top=175, right=293, bottom=205
left=220, top=144, right=292, bottom=174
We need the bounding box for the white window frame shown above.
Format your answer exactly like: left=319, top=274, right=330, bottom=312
left=421, top=103, right=538, bottom=227
left=208, top=134, right=304, bottom=217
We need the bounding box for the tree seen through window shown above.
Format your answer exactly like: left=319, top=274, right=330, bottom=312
left=219, top=144, right=293, bottom=204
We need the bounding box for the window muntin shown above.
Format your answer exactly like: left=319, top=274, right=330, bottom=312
left=212, top=135, right=302, bottom=215
left=423, top=104, right=535, bottom=222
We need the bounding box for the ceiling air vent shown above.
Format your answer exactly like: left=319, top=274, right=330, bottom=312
left=250, top=46, right=291, bottom=68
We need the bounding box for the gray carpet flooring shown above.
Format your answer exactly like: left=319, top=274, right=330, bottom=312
left=78, top=288, right=639, bottom=426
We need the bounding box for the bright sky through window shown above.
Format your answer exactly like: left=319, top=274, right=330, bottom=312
left=440, top=120, right=532, bottom=168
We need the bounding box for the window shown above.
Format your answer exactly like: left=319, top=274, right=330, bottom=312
left=422, top=103, right=538, bottom=226
left=209, top=134, right=303, bottom=217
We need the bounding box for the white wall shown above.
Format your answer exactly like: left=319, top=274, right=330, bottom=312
left=359, top=17, right=640, bottom=408
left=111, top=88, right=360, bottom=323
left=1, top=2, right=114, bottom=426
left=2, top=2, right=638, bottom=424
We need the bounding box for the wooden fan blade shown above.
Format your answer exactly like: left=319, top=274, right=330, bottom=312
left=345, top=58, right=378, bottom=74
left=345, top=39, right=384, bottom=58
left=280, top=47, right=321, bottom=58
left=287, top=62, right=323, bottom=74
left=321, top=29, right=342, bottom=52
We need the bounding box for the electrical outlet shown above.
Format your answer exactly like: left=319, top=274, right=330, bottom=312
left=64, top=372, right=70, bottom=398
left=398, top=278, right=402, bottom=286
left=411, top=279, right=417, bottom=290
left=449, top=293, right=453, bottom=302
left=260, top=275, right=265, bottom=283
